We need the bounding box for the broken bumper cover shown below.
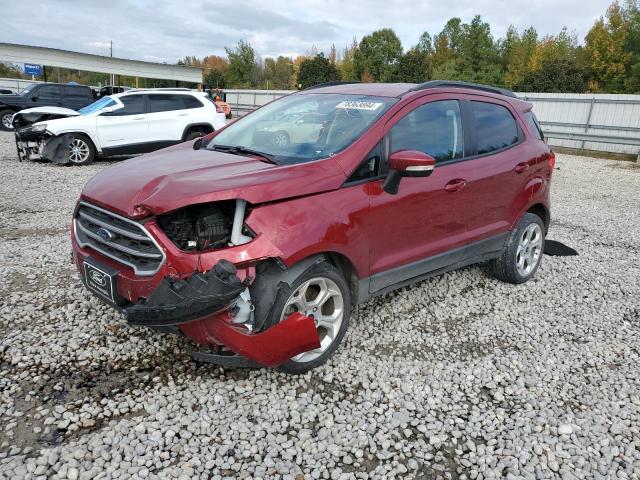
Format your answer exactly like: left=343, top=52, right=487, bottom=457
left=126, top=260, right=245, bottom=327
left=124, top=259, right=321, bottom=368
left=181, top=312, right=321, bottom=368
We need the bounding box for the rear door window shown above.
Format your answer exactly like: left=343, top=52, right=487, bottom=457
left=111, top=95, right=146, bottom=116
left=182, top=95, right=203, bottom=109
left=471, top=102, right=520, bottom=154
left=148, top=94, right=188, bottom=113
left=33, top=85, right=62, bottom=101
left=390, top=100, right=463, bottom=162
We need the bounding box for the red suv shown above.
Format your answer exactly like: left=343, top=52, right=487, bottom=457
left=71, top=81, right=553, bottom=373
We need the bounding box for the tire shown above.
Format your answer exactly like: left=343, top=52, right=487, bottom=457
left=0, top=109, right=15, bottom=131
left=264, top=260, right=351, bottom=374
left=66, top=134, right=95, bottom=166
left=490, top=212, right=545, bottom=284
left=272, top=131, right=290, bottom=148
left=184, top=130, right=205, bottom=141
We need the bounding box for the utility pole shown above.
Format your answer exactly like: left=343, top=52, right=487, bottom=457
left=110, top=41, right=114, bottom=86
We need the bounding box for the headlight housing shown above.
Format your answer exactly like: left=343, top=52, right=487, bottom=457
left=32, top=124, right=47, bottom=132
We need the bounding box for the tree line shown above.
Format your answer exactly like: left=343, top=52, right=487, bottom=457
left=192, top=0, right=639, bottom=93
left=2, top=1, right=637, bottom=93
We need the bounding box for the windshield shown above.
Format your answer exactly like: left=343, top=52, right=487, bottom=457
left=78, top=96, right=117, bottom=115
left=208, top=93, right=396, bottom=165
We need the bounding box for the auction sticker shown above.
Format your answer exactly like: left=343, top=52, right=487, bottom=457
left=336, top=101, right=383, bottom=110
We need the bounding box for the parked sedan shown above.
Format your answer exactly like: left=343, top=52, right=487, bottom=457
left=14, top=90, right=226, bottom=165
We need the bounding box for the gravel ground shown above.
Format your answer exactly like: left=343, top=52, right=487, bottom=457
left=0, top=130, right=639, bottom=480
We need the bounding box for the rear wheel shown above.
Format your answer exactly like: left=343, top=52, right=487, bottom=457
left=66, top=134, right=95, bottom=166
left=491, top=212, right=545, bottom=284
left=267, top=261, right=351, bottom=374
left=0, top=109, right=15, bottom=131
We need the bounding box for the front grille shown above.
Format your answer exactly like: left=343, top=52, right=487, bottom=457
left=74, top=202, right=164, bottom=276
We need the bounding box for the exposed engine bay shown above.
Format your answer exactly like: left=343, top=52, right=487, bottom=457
left=158, top=200, right=253, bottom=251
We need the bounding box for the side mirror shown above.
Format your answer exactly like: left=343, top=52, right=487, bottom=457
left=383, top=150, right=436, bottom=194
left=31, top=96, right=38, bottom=102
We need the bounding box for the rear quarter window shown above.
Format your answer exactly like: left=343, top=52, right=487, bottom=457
left=471, top=101, right=520, bottom=155
left=524, top=111, right=544, bottom=140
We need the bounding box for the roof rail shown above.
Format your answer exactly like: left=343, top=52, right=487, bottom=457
left=303, top=81, right=361, bottom=91
left=128, top=87, right=193, bottom=92
left=407, top=80, right=517, bottom=98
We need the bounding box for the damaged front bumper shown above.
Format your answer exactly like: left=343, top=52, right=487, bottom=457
left=15, top=128, right=49, bottom=162
left=124, top=260, right=320, bottom=368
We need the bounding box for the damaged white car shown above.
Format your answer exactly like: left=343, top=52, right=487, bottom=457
left=13, top=90, right=227, bottom=165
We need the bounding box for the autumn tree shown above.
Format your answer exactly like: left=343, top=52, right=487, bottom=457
left=354, top=28, right=403, bottom=81
left=586, top=2, right=632, bottom=92
left=202, top=55, right=229, bottom=88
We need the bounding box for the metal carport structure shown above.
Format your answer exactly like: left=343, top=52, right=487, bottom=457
left=0, top=43, right=202, bottom=85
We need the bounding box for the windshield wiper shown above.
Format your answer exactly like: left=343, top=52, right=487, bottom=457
left=208, top=144, right=278, bottom=165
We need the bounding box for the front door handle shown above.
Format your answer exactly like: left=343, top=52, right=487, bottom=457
left=514, top=162, right=530, bottom=173
left=444, top=178, right=467, bottom=193
left=133, top=116, right=146, bottom=120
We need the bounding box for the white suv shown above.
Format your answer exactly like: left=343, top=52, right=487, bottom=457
left=14, top=89, right=227, bottom=165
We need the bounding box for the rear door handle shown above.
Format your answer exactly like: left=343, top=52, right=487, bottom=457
left=514, top=162, right=530, bottom=173
left=177, top=113, right=188, bottom=117
left=133, top=116, right=146, bottom=120
left=444, top=178, right=467, bottom=193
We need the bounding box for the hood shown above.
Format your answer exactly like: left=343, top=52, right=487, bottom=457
left=12, top=106, right=79, bottom=129
left=81, top=141, right=346, bottom=218
left=0, top=94, right=22, bottom=104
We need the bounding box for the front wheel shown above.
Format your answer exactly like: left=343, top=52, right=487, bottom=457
left=0, top=109, right=15, bottom=131
left=66, top=134, right=95, bottom=166
left=490, top=212, right=545, bottom=284
left=269, top=261, right=351, bottom=374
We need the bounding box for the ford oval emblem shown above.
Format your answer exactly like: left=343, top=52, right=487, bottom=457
left=96, top=227, right=114, bottom=241
left=90, top=270, right=107, bottom=287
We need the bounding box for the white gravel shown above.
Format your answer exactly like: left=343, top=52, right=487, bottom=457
left=1, top=130, right=639, bottom=479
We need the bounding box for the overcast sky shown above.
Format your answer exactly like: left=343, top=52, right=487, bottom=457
left=1, top=0, right=613, bottom=63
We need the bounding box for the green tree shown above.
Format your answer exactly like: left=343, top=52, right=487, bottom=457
left=431, top=18, right=464, bottom=77
left=354, top=28, right=403, bottom=81
left=515, top=57, right=587, bottom=92
left=225, top=40, right=257, bottom=88
left=264, top=56, right=294, bottom=89
left=458, top=15, right=502, bottom=84
left=395, top=47, right=431, bottom=82
left=502, top=26, right=538, bottom=88
left=623, top=0, right=640, bottom=91
left=340, top=37, right=359, bottom=81
left=297, top=53, right=341, bottom=89
left=417, top=32, right=433, bottom=54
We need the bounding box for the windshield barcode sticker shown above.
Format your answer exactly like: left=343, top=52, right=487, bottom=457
left=336, top=101, right=383, bottom=110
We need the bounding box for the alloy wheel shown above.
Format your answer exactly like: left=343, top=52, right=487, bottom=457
left=1, top=113, right=13, bottom=130
left=68, top=138, right=90, bottom=164
left=280, top=277, right=344, bottom=363
left=516, top=223, right=542, bottom=277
